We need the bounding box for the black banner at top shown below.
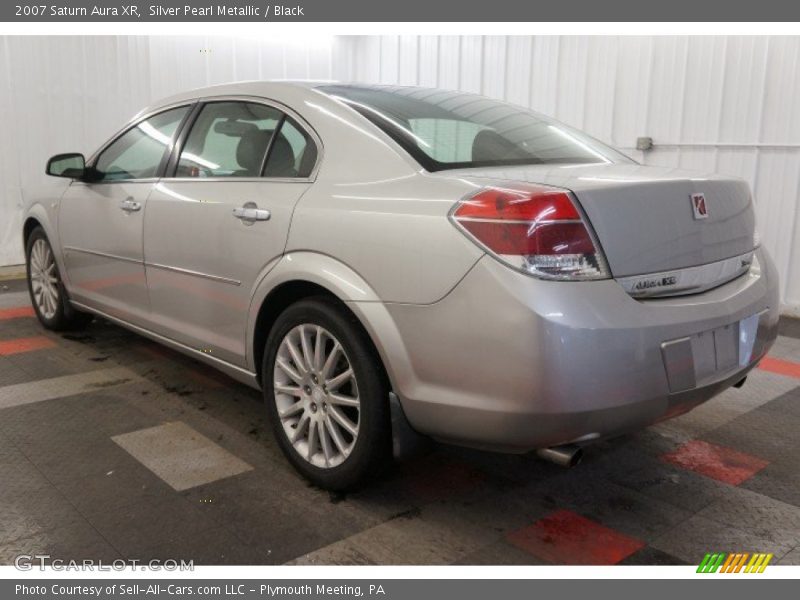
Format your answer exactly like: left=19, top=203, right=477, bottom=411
left=3, top=0, right=800, bottom=22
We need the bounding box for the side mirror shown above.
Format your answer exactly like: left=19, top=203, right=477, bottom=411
left=46, top=153, right=86, bottom=179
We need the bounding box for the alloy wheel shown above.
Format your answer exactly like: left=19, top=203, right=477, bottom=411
left=30, top=238, right=59, bottom=320
left=273, top=324, right=361, bottom=469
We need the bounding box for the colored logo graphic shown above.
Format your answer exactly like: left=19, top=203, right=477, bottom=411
left=690, top=192, right=709, bottom=220
left=697, top=552, right=773, bottom=573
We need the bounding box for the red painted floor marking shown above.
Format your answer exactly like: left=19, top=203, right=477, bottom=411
left=759, top=356, right=800, bottom=379
left=506, top=509, right=645, bottom=565
left=0, top=306, right=35, bottom=320
left=0, top=336, right=56, bottom=356
left=661, top=440, right=769, bottom=485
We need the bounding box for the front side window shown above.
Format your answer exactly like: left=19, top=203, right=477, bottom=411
left=176, top=102, right=283, bottom=178
left=94, top=106, right=189, bottom=181
left=319, top=85, right=632, bottom=171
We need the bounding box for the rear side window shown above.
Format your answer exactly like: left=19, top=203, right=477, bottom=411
left=94, top=106, right=189, bottom=181
left=175, top=102, right=318, bottom=179
left=408, top=119, right=486, bottom=163
left=263, top=116, right=318, bottom=178
left=176, top=102, right=283, bottom=178
left=319, top=84, right=630, bottom=171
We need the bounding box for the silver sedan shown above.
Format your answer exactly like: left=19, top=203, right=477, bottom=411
left=25, top=82, right=779, bottom=489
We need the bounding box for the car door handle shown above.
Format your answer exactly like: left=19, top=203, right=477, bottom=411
left=233, top=204, right=271, bottom=224
left=119, top=198, right=142, bottom=213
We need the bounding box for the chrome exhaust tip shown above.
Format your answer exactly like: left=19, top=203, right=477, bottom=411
left=536, top=444, right=583, bottom=468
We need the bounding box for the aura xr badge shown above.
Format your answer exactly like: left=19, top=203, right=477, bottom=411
left=691, top=193, right=708, bottom=220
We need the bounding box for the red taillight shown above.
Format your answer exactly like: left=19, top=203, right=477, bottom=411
left=451, top=185, right=609, bottom=280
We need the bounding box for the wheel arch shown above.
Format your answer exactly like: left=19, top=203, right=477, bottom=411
left=22, top=206, right=69, bottom=283
left=23, top=216, right=42, bottom=247
left=251, top=279, right=341, bottom=385
left=247, top=253, right=413, bottom=398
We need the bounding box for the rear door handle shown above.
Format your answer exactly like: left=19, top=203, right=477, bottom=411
left=120, top=198, right=142, bottom=213
left=233, top=203, right=271, bottom=225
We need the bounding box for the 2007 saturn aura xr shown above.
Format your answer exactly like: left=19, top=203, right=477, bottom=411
left=24, top=82, right=779, bottom=489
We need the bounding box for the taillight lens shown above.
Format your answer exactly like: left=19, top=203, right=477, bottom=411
left=450, top=185, right=610, bottom=280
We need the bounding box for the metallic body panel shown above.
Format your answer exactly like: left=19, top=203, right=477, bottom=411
left=144, top=180, right=309, bottom=367
left=70, top=300, right=259, bottom=388
left=284, top=174, right=484, bottom=305
left=618, top=250, right=756, bottom=298
left=57, top=181, right=152, bottom=325
left=437, top=164, right=757, bottom=278
left=379, top=247, right=779, bottom=451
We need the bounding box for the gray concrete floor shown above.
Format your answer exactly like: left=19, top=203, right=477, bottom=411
left=1, top=279, right=799, bottom=566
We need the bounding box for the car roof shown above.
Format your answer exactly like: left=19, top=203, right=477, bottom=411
left=143, top=80, right=326, bottom=109
left=142, top=81, right=443, bottom=114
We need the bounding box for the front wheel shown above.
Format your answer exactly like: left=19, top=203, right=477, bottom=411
left=26, top=226, right=93, bottom=331
left=262, top=297, right=391, bottom=490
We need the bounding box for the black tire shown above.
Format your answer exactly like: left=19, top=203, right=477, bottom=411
left=25, top=226, right=93, bottom=331
left=262, top=296, right=391, bottom=491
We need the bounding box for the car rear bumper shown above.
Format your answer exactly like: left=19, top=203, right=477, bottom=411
left=375, top=246, right=780, bottom=452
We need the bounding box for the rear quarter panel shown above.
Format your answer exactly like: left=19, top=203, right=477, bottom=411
left=286, top=173, right=484, bottom=305
left=277, top=88, right=486, bottom=305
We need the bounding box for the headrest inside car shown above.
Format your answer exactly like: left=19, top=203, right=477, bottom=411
left=264, top=134, right=297, bottom=177
left=236, top=129, right=273, bottom=176
left=472, top=129, right=531, bottom=163
left=214, top=119, right=258, bottom=137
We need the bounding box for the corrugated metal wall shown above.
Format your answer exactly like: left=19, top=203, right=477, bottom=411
left=0, top=35, right=344, bottom=268
left=346, top=36, right=800, bottom=314
left=2, top=35, right=799, bottom=313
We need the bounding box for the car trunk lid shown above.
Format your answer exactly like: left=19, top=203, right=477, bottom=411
left=433, top=163, right=758, bottom=281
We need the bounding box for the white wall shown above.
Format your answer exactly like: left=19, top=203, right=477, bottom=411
left=2, top=35, right=799, bottom=314
left=0, top=35, right=348, bottom=268
left=347, top=36, right=800, bottom=315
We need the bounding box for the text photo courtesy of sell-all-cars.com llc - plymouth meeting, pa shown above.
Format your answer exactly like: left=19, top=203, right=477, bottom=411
left=0, top=0, right=800, bottom=596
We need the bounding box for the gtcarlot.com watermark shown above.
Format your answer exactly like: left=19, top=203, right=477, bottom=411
left=14, top=555, right=194, bottom=572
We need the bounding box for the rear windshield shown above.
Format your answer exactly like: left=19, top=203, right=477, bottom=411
left=319, top=85, right=630, bottom=171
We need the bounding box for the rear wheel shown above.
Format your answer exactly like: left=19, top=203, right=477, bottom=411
left=26, top=227, right=93, bottom=331
left=262, top=297, right=391, bottom=490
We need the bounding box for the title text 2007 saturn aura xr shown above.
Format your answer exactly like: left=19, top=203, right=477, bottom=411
left=24, top=82, right=779, bottom=489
